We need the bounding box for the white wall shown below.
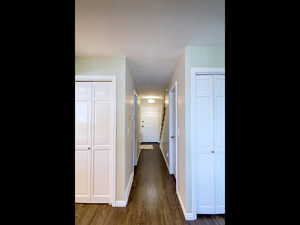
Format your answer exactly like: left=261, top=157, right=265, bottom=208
left=124, top=60, right=136, bottom=196
left=169, top=53, right=187, bottom=210
left=75, top=56, right=136, bottom=202
left=75, top=45, right=225, bottom=210
left=185, top=45, right=225, bottom=213
left=165, top=45, right=225, bottom=216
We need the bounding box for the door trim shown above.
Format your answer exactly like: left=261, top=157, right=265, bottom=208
left=192, top=67, right=225, bottom=75
left=76, top=74, right=116, bottom=82
left=169, top=81, right=178, bottom=192
left=190, top=67, right=225, bottom=216
left=75, top=74, right=116, bottom=206
left=133, top=91, right=138, bottom=166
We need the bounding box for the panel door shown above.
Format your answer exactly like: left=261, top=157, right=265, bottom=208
left=194, top=75, right=215, bottom=214
left=75, top=82, right=92, bottom=202
left=213, top=76, right=225, bottom=213
left=140, top=104, right=161, bottom=142
left=91, top=82, right=113, bottom=203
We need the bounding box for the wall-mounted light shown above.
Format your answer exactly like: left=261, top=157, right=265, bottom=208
left=148, top=99, right=155, bottom=103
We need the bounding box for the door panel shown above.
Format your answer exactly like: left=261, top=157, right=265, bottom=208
left=215, top=154, right=225, bottom=213
left=76, top=82, right=91, bottom=100
left=75, top=101, right=91, bottom=147
left=75, top=150, right=91, bottom=202
left=91, top=82, right=113, bottom=203
left=94, top=102, right=112, bottom=146
left=94, top=82, right=113, bottom=101
left=214, top=76, right=225, bottom=154
left=214, top=76, right=225, bottom=213
left=92, top=149, right=110, bottom=202
left=196, top=154, right=215, bottom=214
left=75, top=82, right=92, bottom=202
left=195, top=76, right=213, bottom=154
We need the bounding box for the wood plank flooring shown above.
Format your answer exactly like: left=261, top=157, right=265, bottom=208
left=75, top=143, right=225, bottom=225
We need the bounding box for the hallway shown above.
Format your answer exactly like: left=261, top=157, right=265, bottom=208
left=75, top=143, right=224, bottom=225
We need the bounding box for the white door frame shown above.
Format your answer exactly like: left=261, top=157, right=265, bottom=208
left=75, top=74, right=116, bottom=206
left=190, top=67, right=225, bottom=216
left=133, top=91, right=138, bottom=166
left=169, top=81, right=178, bottom=191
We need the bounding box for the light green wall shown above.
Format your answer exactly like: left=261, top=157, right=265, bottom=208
left=76, top=56, right=128, bottom=201
left=185, top=46, right=225, bottom=69
left=75, top=56, right=126, bottom=75
left=185, top=45, right=225, bottom=213
left=75, top=46, right=225, bottom=208
left=169, top=53, right=187, bottom=209
left=124, top=60, right=136, bottom=194
left=166, top=45, right=225, bottom=215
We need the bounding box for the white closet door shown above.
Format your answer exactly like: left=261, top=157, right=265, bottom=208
left=194, top=75, right=215, bottom=214
left=75, top=82, right=92, bottom=202
left=214, top=76, right=225, bottom=213
left=91, top=82, right=113, bottom=203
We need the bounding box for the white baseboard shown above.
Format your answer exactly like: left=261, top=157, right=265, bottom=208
left=216, top=206, right=225, bottom=214
left=185, top=213, right=197, bottom=221
left=196, top=206, right=225, bottom=214
left=176, top=191, right=197, bottom=221
left=112, top=200, right=127, bottom=207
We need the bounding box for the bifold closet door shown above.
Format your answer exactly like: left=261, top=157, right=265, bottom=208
left=91, top=82, right=113, bottom=203
left=194, top=74, right=225, bottom=214
left=75, top=81, right=114, bottom=203
left=194, top=75, right=215, bottom=214
left=213, top=76, right=225, bottom=213
left=75, top=82, right=92, bottom=202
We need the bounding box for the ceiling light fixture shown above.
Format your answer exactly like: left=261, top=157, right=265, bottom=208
left=148, top=99, right=155, bottom=103
left=142, top=96, right=162, bottom=99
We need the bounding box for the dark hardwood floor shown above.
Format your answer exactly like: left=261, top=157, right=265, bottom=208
left=75, top=143, right=225, bottom=225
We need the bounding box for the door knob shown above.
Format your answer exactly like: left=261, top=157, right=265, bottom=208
left=88, top=147, right=91, bottom=150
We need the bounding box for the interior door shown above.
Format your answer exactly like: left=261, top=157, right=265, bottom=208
left=194, top=75, right=215, bottom=214
left=75, top=82, right=92, bottom=202
left=169, top=90, right=177, bottom=176
left=91, top=82, right=113, bottom=203
left=213, top=75, right=225, bottom=213
left=140, top=103, right=161, bottom=142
